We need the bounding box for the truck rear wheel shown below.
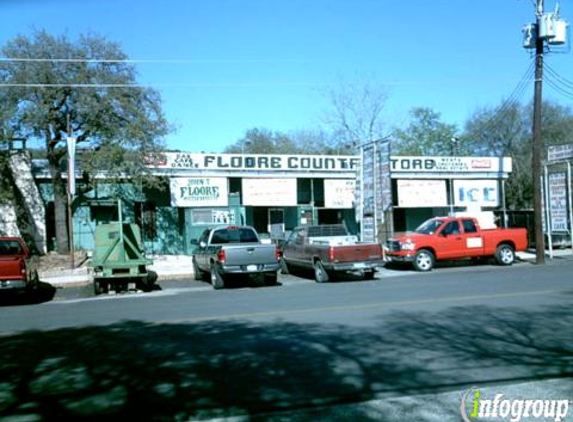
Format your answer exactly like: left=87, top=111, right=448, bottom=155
left=210, top=263, right=225, bottom=290
left=495, top=244, right=515, bottom=266
left=314, top=260, right=330, bottom=283
left=413, top=249, right=435, bottom=272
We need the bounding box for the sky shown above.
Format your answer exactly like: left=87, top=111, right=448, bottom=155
left=1, top=0, right=572, bottom=153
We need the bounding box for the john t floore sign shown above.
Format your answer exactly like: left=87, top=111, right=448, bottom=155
left=170, top=177, right=228, bottom=207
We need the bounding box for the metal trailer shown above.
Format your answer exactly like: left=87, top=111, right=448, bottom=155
left=90, top=201, right=158, bottom=295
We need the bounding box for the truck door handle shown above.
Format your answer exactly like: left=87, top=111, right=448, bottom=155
left=247, top=248, right=255, bottom=253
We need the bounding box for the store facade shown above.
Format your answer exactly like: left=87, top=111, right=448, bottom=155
left=148, top=153, right=360, bottom=253
left=390, top=156, right=513, bottom=231
left=31, top=153, right=513, bottom=255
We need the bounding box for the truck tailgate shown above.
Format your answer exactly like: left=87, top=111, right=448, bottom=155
left=332, top=244, right=383, bottom=263
left=222, top=244, right=277, bottom=266
left=0, top=257, right=23, bottom=280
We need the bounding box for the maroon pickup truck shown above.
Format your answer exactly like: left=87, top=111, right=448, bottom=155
left=279, top=225, right=384, bottom=282
left=0, top=237, right=39, bottom=294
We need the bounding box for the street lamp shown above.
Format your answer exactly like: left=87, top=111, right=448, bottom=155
left=450, top=137, right=459, bottom=156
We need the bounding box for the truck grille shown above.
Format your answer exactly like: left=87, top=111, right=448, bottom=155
left=386, top=240, right=401, bottom=252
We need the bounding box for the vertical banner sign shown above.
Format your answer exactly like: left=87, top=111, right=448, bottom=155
left=548, top=172, right=568, bottom=232
left=66, top=137, right=76, bottom=196
left=361, top=146, right=375, bottom=243
left=357, top=140, right=392, bottom=243
left=378, top=141, right=392, bottom=212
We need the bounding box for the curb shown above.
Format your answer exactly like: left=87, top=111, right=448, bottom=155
left=43, top=272, right=195, bottom=288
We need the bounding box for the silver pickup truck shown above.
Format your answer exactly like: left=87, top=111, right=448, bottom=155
left=191, top=225, right=280, bottom=289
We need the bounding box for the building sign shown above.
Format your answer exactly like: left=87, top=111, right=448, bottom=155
left=548, top=172, right=568, bottom=232
left=548, top=144, right=573, bottom=163
left=324, top=179, right=355, bottom=209
left=170, top=177, right=228, bottom=207
left=453, top=180, right=499, bottom=207
left=242, top=178, right=297, bottom=206
left=390, top=156, right=512, bottom=174
left=397, top=180, right=447, bottom=207
left=150, top=153, right=359, bottom=172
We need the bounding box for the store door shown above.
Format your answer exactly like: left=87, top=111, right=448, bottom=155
left=268, top=209, right=285, bottom=240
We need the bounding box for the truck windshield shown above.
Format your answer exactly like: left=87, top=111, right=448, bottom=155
left=414, top=219, right=444, bottom=235
left=211, top=228, right=259, bottom=244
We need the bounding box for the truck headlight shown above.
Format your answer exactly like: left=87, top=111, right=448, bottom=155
left=401, top=240, right=416, bottom=251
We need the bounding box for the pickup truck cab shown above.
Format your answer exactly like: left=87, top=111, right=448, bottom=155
left=0, top=237, right=39, bottom=294
left=192, top=225, right=280, bottom=289
left=385, top=216, right=528, bottom=271
left=280, top=224, right=384, bottom=282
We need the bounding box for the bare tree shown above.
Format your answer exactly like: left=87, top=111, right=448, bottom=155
left=323, top=77, right=389, bottom=151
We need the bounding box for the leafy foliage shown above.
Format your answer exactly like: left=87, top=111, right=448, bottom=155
left=0, top=30, right=170, bottom=252
left=224, top=128, right=339, bottom=155
left=392, top=108, right=459, bottom=156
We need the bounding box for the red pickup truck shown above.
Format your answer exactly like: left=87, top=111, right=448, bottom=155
left=0, top=237, right=39, bottom=294
left=280, top=224, right=384, bottom=282
left=385, top=216, right=528, bottom=271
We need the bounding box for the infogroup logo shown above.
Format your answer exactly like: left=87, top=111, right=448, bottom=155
left=461, top=387, right=571, bottom=422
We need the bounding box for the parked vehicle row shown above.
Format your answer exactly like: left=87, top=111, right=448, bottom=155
left=191, top=217, right=528, bottom=289
left=1, top=215, right=530, bottom=296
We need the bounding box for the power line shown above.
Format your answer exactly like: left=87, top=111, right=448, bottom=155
left=471, top=59, right=535, bottom=135
left=545, top=63, right=573, bottom=89
left=0, top=57, right=316, bottom=64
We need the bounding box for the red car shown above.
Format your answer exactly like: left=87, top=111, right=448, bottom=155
left=0, top=237, right=39, bottom=294
left=385, top=216, right=528, bottom=271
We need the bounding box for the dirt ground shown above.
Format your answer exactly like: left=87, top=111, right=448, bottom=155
left=36, top=250, right=89, bottom=272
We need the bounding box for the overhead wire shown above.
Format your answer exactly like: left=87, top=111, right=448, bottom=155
left=470, top=58, right=535, bottom=136
left=544, top=63, right=573, bottom=99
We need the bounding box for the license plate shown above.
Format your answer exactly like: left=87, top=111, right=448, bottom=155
left=353, top=262, right=367, bottom=269
left=246, top=265, right=257, bottom=272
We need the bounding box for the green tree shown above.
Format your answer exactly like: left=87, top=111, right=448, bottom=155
left=224, top=128, right=337, bottom=155
left=463, top=100, right=573, bottom=208
left=392, top=107, right=458, bottom=156
left=0, top=30, right=169, bottom=253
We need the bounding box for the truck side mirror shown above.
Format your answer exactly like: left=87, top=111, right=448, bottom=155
left=190, top=239, right=198, bottom=245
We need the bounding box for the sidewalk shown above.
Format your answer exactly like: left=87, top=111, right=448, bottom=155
left=516, top=247, right=573, bottom=261
left=39, top=255, right=195, bottom=288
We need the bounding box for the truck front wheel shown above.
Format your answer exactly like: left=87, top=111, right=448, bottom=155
left=413, top=249, right=435, bottom=272
left=495, top=244, right=515, bottom=266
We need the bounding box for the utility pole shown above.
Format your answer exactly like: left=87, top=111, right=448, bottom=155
left=67, top=114, right=76, bottom=269
left=532, top=0, right=546, bottom=264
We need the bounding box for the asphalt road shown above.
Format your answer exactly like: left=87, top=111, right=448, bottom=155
left=1, top=259, right=572, bottom=421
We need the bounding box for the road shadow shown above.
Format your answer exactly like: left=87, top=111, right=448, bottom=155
left=0, top=304, right=571, bottom=421
left=0, top=281, right=56, bottom=306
